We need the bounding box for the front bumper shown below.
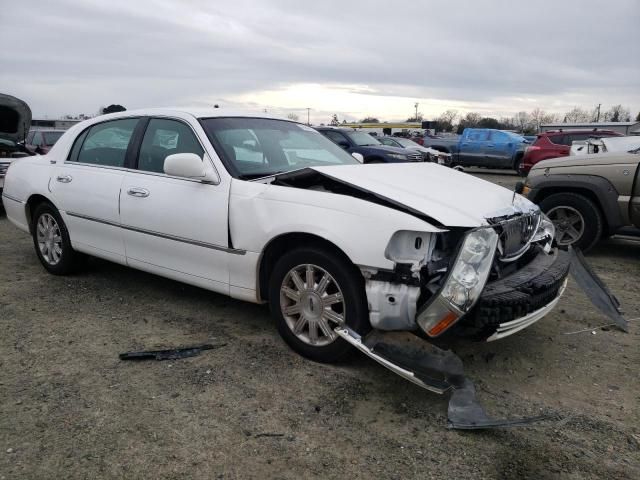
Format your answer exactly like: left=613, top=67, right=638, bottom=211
left=460, top=247, right=571, bottom=340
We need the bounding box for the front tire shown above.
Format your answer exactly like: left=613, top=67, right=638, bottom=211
left=268, top=247, right=370, bottom=363
left=32, top=202, right=83, bottom=275
left=539, top=192, right=603, bottom=251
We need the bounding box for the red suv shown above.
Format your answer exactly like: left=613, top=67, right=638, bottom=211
left=521, top=129, right=622, bottom=173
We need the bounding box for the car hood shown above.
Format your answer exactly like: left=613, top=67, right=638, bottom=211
left=308, top=163, right=535, bottom=227
left=0, top=94, right=32, bottom=143
left=361, top=144, right=409, bottom=155
left=533, top=151, right=639, bottom=169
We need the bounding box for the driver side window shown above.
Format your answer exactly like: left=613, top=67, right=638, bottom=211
left=137, top=119, right=204, bottom=173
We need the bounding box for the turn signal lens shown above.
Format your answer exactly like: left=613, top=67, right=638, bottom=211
left=427, top=312, right=460, bottom=336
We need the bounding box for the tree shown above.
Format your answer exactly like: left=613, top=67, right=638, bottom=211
left=102, top=104, right=126, bottom=114
left=329, top=114, right=340, bottom=126
left=563, top=107, right=591, bottom=123
left=512, top=111, right=531, bottom=133
left=436, top=109, right=458, bottom=132
left=286, top=113, right=299, bottom=122
left=406, top=113, right=423, bottom=122
left=478, top=117, right=501, bottom=129
left=360, top=117, right=380, bottom=123
left=530, top=108, right=555, bottom=132
left=604, top=104, right=631, bottom=122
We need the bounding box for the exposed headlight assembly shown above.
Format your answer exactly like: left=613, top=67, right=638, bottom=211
left=416, top=227, right=498, bottom=337
left=531, top=213, right=555, bottom=250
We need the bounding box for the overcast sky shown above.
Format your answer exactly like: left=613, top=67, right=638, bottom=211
left=1, top=0, right=638, bottom=123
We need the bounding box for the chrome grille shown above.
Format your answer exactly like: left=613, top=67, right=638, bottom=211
left=494, top=211, right=541, bottom=261
left=407, top=152, right=423, bottom=162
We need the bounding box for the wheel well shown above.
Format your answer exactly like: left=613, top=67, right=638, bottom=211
left=257, top=232, right=357, bottom=302
left=25, top=194, right=55, bottom=233
left=536, top=187, right=608, bottom=231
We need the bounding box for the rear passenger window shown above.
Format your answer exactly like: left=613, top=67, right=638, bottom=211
left=73, top=118, right=139, bottom=167
left=549, top=135, right=567, bottom=146
left=137, top=119, right=204, bottom=173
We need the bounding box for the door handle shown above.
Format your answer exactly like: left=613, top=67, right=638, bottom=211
left=56, top=175, right=72, bottom=183
left=127, top=187, right=150, bottom=198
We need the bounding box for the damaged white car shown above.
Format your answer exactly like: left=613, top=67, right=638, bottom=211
left=3, top=110, right=625, bottom=427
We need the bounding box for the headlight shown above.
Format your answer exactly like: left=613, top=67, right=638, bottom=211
left=416, top=227, right=498, bottom=337
left=531, top=213, right=555, bottom=246
left=387, top=153, right=408, bottom=161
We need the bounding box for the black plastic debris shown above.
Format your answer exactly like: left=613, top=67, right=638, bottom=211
left=119, top=343, right=226, bottom=361
left=570, top=248, right=628, bottom=332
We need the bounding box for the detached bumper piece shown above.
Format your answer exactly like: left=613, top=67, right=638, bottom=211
left=463, top=248, right=571, bottom=341
left=335, top=327, right=549, bottom=429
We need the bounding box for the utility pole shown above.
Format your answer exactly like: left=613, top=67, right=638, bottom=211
left=595, top=103, right=601, bottom=122
left=306, top=108, right=311, bottom=126
left=414, top=102, right=419, bottom=122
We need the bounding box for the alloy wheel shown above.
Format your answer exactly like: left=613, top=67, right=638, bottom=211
left=36, top=213, right=63, bottom=265
left=280, top=264, right=346, bottom=346
left=547, top=206, right=585, bottom=245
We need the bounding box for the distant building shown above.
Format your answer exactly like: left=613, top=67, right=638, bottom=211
left=31, top=118, right=83, bottom=130
left=540, top=122, right=640, bottom=135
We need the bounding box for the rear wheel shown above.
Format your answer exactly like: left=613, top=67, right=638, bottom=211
left=268, top=247, right=370, bottom=363
left=32, top=202, right=83, bottom=274
left=539, top=192, right=603, bottom=251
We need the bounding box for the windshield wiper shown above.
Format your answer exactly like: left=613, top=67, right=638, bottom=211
left=238, top=171, right=284, bottom=180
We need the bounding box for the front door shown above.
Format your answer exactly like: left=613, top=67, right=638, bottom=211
left=119, top=117, right=231, bottom=294
left=51, top=117, right=140, bottom=263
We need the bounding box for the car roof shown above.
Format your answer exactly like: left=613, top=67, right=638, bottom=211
left=540, top=129, right=619, bottom=136
left=95, top=107, right=288, bottom=122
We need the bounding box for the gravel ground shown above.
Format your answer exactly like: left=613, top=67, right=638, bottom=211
left=1, top=171, right=639, bottom=479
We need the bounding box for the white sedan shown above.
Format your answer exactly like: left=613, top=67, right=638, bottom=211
left=2, top=108, right=567, bottom=374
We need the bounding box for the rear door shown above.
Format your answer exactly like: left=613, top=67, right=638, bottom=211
left=51, top=117, right=141, bottom=263
left=484, top=131, right=513, bottom=168
left=119, top=117, right=231, bottom=293
left=459, top=130, right=489, bottom=166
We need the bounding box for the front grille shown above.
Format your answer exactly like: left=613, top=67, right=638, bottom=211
left=407, top=152, right=423, bottom=162
left=492, top=211, right=541, bottom=261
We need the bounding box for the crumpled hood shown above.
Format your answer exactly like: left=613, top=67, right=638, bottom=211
left=0, top=94, right=31, bottom=144
left=311, top=163, right=536, bottom=227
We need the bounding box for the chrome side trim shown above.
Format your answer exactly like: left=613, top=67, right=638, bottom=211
left=65, top=211, right=246, bottom=255
left=1, top=193, right=25, bottom=204
left=334, top=326, right=450, bottom=395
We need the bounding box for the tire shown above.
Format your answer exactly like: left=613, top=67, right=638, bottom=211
left=31, top=202, right=83, bottom=275
left=539, top=192, right=603, bottom=251
left=268, top=246, right=370, bottom=363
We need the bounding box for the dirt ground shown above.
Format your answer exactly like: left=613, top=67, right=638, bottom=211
left=1, top=171, right=639, bottom=479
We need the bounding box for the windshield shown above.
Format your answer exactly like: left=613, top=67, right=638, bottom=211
left=43, top=131, right=64, bottom=146
left=393, top=138, right=419, bottom=147
left=346, top=131, right=381, bottom=146
left=200, top=117, right=359, bottom=179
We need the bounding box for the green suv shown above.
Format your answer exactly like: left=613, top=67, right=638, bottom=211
left=523, top=147, right=640, bottom=251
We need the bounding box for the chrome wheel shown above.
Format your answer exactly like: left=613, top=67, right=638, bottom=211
left=280, top=264, right=346, bottom=346
left=547, top=206, right=585, bottom=245
left=36, top=213, right=63, bottom=265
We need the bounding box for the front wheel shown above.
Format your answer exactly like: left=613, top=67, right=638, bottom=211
left=539, top=192, right=603, bottom=251
left=268, top=247, right=370, bottom=363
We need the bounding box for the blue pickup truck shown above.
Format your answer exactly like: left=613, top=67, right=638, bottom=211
left=422, top=128, right=528, bottom=172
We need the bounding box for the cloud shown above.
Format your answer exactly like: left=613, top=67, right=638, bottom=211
left=1, top=0, right=638, bottom=122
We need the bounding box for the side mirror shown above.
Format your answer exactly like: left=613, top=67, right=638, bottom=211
left=351, top=152, right=364, bottom=163
left=164, top=153, right=218, bottom=183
